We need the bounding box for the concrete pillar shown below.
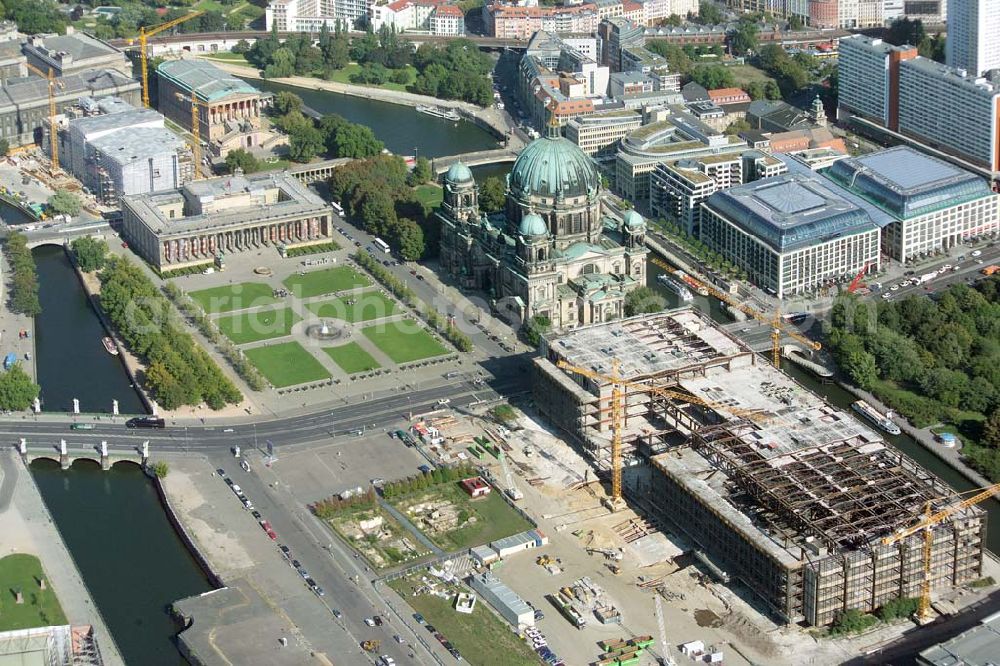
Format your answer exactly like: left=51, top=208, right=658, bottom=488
left=141, top=440, right=149, bottom=465
left=112, top=399, right=119, bottom=416
left=100, top=440, right=109, bottom=471
left=151, top=401, right=158, bottom=416
left=18, top=438, right=26, bottom=460
left=60, top=439, right=68, bottom=470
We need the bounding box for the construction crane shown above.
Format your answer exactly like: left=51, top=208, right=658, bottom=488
left=654, top=594, right=675, bottom=666
left=557, top=359, right=774, bottom=503
left=847, top=263, right=870, bottom=293
left=881, top=482, right=1000, bottom=621
left=135, top=11, right=204, bottom=108
left=24, top=62, right=63, bottom=175
left=651, top=257, right=821, bottom=367
left=176, top=91, right=204, bottom=180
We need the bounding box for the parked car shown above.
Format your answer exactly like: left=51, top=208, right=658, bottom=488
left=364, top=617, right=376, bottom=627
left=412, top=613, right=425, bottom=624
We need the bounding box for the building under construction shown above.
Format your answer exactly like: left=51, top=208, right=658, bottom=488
left=533, top=309, right=985, bottom=625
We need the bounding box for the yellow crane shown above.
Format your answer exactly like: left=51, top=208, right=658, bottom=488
left=24, top=62, right=63, bottom=174
left=134, top=11, right=204, bottom=108
left=651, top=257, right=821, bottom=367
left=176, top=91, right=204, bottom=180
left=557, top=359, right=772, bottom=502
left=881, top=482, right=1000, bottom=621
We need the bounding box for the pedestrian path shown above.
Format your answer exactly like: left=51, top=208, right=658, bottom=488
left=378, top=498, right=444, bottom=556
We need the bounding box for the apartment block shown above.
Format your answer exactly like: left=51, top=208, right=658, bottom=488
left=947, top=0, right=1000, bottom=76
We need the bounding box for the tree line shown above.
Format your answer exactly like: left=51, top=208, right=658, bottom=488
left=259, top=91, right=384, bottom=164
left=827, top=279, right=1000, bottom=479
left=4, top=232, right=40, bottom=317
left=96, top=255, right=242, bottom=410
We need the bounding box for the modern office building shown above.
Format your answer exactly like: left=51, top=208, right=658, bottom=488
left=438, top=128, right=647, bottom=329
left=700, top=172, right=881, bottom=297
left=564, top=109, right=643, bottom=159
left=121, top=171, right=334, bottom=270
left=837, top=35, right=916, bottom=129
left=157, top=60, right=281, bottom=158
left=61, top=103, right=192, bottom=204
left=823, top=146, right=1000, bottom=261
left=22, top=30, right=131, bottom=78
left=947, top=0, right=1000, bottom=76
left=650, top=150, right=786, bottom=235
left=0, top=69, right=140, bottom=147
left=534, top=308, right=985, bottom=626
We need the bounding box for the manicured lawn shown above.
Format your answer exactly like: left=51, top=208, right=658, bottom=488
left=362, top=323, right=449, bottom=364
left=189, top=282, right=276, bottom=313
left=205, top=52, right=249, bottom=64
left=323, top=342, right=381, bottom=374
left=217, top=307, right=301, bottom=344
left=283, top=266, right=371, bottom=298
left=0, top=554, right=67, bottom=631
left=306, top=290, right=397, bottom=323
left=389, top=574, right=538, bottom=666
left=694, top=63, right=777, bottom=87
left=415, top=184, right=444, bottom=208
left=392, top=482, right=533, bottom=551
left=324, top=63, right=418, bottom=92
left=245, top=342, right=331, bottom=387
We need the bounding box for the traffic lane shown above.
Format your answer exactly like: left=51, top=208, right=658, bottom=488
left=211, top=451, right=418, bottom=665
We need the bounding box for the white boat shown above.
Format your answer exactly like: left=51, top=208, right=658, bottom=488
left=415, top=105, right=461, bottom=121
left=852, top=400, right=901, bottom=435
left=672, top=270, right=710, bottom=297
left=657, top=274, right=693, bottom=301
left=102, top=337, right=118, bottom=356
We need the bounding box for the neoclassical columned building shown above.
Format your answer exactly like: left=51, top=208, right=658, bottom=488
left=121, top=171, right=333, bottom=270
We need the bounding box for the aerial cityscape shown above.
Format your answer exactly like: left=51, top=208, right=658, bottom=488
left=0, top=0, right=998, bottom=665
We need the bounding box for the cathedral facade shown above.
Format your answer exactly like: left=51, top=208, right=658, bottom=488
left=437, top=125, right=648, bottom=330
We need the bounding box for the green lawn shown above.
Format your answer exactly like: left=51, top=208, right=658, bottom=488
left=217, top=307, right=301, bottom=344
left=415, top=184, right=444, bottom=208
left=245, top=342, right=331, bottom=387
left=362, top=323, right=449, bottom=364
left=0, top=554, right=67, bottom=631
left=389, top=574, right=538, bottom=666
left=306, top=291, right=397, bottom=323
left=189, top=282, right=276, bottom=313
left=696, top=63, right=777, bottom=87
left=392, top=482, right=533, bottom=551
left=283, top=266, right=371, bottom=298
left=204, top=52, right=250, bottom=64
left=323, top=63, right=418, bottom=92
left=323, top=342, right=381, bottom=374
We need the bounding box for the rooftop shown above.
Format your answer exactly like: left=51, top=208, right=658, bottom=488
left=23, top=31, right=123, bottom=65
left=0, top=69, right=137, bottom=109
left=704, top=172, right=878, bottom=253
left=69, top=107, right=162, bottom=137
left=824, top=146, right=994, bottom=220
left=91, top=126, right=185, bottom=166
left=157, top=60, right=261, bottom=102
left=918, top=611, right=1000, bottom=666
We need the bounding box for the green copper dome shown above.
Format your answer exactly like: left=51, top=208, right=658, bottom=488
left=509, top=132, right=600, bottom=199
left=519, top=213, right=547, bottom=237
left=445, top=162, right=473, bottom=183
left=623, top=209, right=645, bottom=229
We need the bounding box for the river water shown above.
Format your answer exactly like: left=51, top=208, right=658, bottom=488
left=31, top=459, right=212, bottom=665
left=249, top=78, right=500, bottom=158
left=32, top=245, right=145, bottom=415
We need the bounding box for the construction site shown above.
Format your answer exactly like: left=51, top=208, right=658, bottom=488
left=532, top=308, right=987, bottom=627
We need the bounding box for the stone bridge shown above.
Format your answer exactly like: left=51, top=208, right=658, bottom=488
left=431, top=149, right=518, bottom=174
left=18, top=438, right=149, bottom=471
left=22, top=222, right=111, bottom=249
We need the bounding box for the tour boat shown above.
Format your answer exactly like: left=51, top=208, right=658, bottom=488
left=672, top=269, right=710, bottom=297
left=102, top=336, right=119, bottom=356
left=657, top=273, right=693, bottom=301
left=851, top=399, right=901, bottom=435
left=415, top=105, right=461, bottom=121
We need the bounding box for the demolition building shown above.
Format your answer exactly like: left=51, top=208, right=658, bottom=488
left=534, top=308, right=985, bottom=626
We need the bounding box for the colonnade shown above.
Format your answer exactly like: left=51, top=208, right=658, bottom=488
left=161, top=216, right=328, bottom=264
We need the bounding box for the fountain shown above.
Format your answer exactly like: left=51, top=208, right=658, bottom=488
left=304, top=319, right=345, bottom=342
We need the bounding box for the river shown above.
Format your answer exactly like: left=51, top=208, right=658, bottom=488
left=646, top=258, right=1000, bottom=555
left=32, top=245, right=145, bottom=415
left=31, top=459, right=212, bottom=665
left=249, top=78, right=500, bottom=158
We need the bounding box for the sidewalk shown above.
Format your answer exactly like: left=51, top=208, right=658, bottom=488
left=0, top=451, right=125, bottom=665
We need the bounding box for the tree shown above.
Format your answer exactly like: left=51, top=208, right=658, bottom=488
left=788, top=14, right=803, bottom=30
left=0, top=364, right=40, bottom=411
left=407, top=156, right=432, bottom=186
left=624, top=286, right=666, bottom=317
left=224, top=148, right=262, bottom=174
left=263, top=48, right=295, bottom=78
left=730, top=20, right=759, bottom=56
left=272, top=91, right=303, bottom=116
left=982, top=408, right=1000, bottom=449
left=696, top=0, right=723, bottom=24
left=330, top=122, right=383, bottom=159
left=359, top=190, right=398, bottom=236
left=47, top=189, right=81, bottom=216
left=395, top=217, right=425, bottom=260
left=725, top=119, right=751, bottom=135
left=690, top=65, right=736, bottom=90
left=150, top=461, right=169, bottom=478
left=479, top=176, right=506, bottom=213
left=70, top=237, right=108, bottom=273
left=287, top=123, right=324, bottom=162
left=523, top=315, right=551, bottom=347
left=830, top=609, right=878, bottom=636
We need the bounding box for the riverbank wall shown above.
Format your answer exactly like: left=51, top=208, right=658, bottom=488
left=68, top=249, right=152, bottom=415
left=0, top=192, right=39, bottom=221
left=150, top=469, right=224, bottom=590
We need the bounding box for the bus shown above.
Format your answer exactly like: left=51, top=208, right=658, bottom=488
left=373, top=237, right=390, bottom=253
left=981, top=264, right=1000, bottom=276
left=331, top=201, right=344, bottom=216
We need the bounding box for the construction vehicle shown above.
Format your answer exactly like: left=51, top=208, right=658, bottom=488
left=587, top=547, right=623, bottom=561
left=881, top=481, right=1000, bottom=621
left=134, top=11, right=204, bottom=108
left=536, top=554, right=552, bottom=566
left=24, top=62, right=63, bottom=175
left=650, top=257, right=821, bottom=367
left=557, top=359, right=777, bottom=502
left=847, top=263, right=870, bottom=294
left=361, top=639, right=380, bottom=652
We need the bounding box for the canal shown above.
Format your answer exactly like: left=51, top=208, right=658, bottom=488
left=647, top=257, right=1000, bottom=555
left=249, top=78, right=500, bottom=158
left=33, top=245, right=145, bottom=414
left=31, top=459, right=212, bottom=665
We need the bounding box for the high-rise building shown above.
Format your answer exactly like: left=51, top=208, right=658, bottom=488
left=947, top=0, right=1000, bottom=76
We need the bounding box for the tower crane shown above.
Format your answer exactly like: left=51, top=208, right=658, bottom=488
left=556, top=359, right=775, bottom=503
left=24, top=63, right=63, bottom=175
left=133, top=11, right=204, bottom=108
left=881, top=481, right=1000, bottom=621
left=653, top=594, right=675, bottom=666
left=650, top=257, right=821, bottom=367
